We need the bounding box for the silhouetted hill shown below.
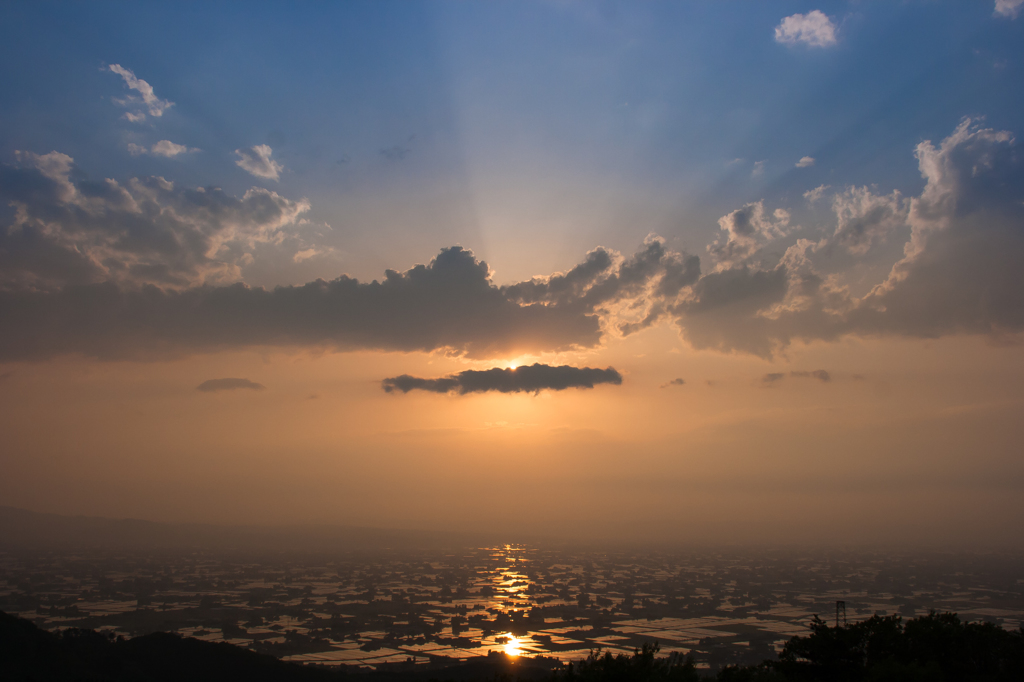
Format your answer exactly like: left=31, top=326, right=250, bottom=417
left=0, top=506, right=484, bottom=552
left=0, top=609, right=338, bottom=682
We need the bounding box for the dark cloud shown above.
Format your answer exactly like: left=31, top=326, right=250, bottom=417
left=791, top=369, right=831, bottom=382
left=0, top=247, right=604, bottom=361
left=660, top=378, right=686, bottom=388
left=760, top=370, right=831, bottom=386
left=196, top=378, right=265, bottom=392
left=381, top=363, right=622, bottom=395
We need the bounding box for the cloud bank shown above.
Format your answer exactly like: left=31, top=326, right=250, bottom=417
left=0, top=119, right=1021, bottom=363
left=381, top=364, right=622, bottom=395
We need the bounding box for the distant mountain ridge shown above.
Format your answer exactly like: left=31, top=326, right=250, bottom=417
left=0, top=506, right=486, bottom=551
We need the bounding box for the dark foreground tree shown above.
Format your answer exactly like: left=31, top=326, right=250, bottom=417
left=720, top=612, right=1024, bottom=682
left=556, top=642, right=700, bottom=682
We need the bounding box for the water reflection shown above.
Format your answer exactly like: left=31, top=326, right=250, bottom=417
left=6, top=543, right=1019, bottom=674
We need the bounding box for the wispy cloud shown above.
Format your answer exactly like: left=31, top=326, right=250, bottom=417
left=804, top=184, right=830, bottom=203
left=660, top=378, right=686, bottom=389
left=108, top=64, right=174, bottom=120
left=775, top=11, right=838, bottom=47
left=791, top=369, right=831, bottom=382
left=760, top=370, right=830, bottom=386
left=380, top=135, right=415, bottom=161
left=235, top=145, right=283, bottom=180
left=382, top=364, right=622, bottom=395
left=197, top=378, right=265, bottom=392
left=127, top=140, right=199, bottom=158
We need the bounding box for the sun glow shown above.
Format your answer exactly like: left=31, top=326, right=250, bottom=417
left=503, top=634, right=523, bottom=657
left=502, top=355, right=536, bottom=370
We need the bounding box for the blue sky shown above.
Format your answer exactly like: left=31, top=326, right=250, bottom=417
left=2, top=1, right=1020, bottom=282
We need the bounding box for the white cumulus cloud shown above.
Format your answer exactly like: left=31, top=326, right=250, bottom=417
left=796, top=156, right=815, bottom=168
left=775, top=10, right=838, bottom=47
left=108, top=64, right=174, bottom=119
left=0, top=151, right=314, bottom=290
left=235, top=145, right=284, bottom=180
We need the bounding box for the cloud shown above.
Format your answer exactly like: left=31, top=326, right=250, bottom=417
left=235, top=145, right=283, bottom=180
left=752, top=160, right=766, bottom=177
left=382, top=364, right=622, bottom=395
left=995, top=0, right=1023, bottom=19
left=707, top=201, right=791, bottom=269
left=796, top=156, right=815, bottom=168
left=674, top=118, right=1024, bottom=357
left=0, top=155, right=692, bottom=361
left=0, top=151, right=313, bottom=290
left=804, top=185, right=830, bottom=203
left=152, top=140, right=196, bottom=157
left=380, top=136, right=415, bottom=161
left=0, top=246, right=607, bottom=361
left=197, top=378, right=265, bottom=392
left=775, top=10, right=838, bottom=47
left=128, top=140, right=199, bottom=158
left=292, top=247, right=329, bottom=263
left=831, top=186, right=907, bottom=255
left=660, top=378, right=686, bottom=388
left=1, top=119, right=1021, bottom=364
left=108, top=64, right=173, bottom=119
left=761, top=370, right=830, bottom=386
left=791, top=369, right=831, bottom=382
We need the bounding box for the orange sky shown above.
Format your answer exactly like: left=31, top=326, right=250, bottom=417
left=3, top=327, right=1022, bottom=546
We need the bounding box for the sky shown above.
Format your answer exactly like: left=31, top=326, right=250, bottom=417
left=1, top=0, right=1023, bottom=546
